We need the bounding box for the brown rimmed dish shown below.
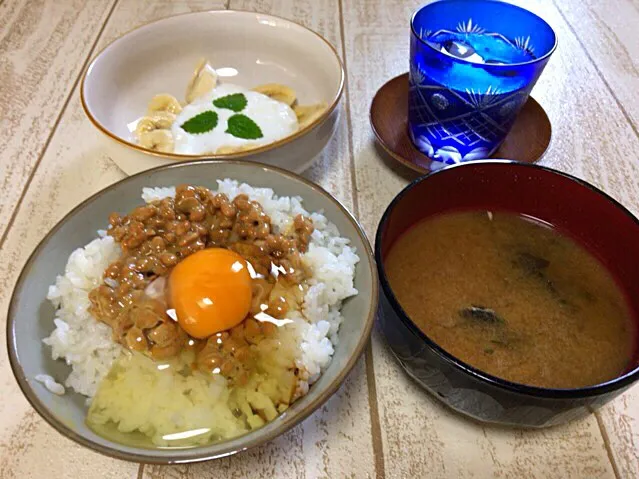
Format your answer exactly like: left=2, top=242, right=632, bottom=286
left=80, top=10, right=345, bottom=175
left=7, top=160, right=377, bottom=463
left=370, top=74, right=551, bottom=174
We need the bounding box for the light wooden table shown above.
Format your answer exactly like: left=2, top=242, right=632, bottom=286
left=1, top=0, right=638, bottom=477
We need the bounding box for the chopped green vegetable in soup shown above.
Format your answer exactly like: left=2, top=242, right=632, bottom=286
left=385, top=211, right=635, bottom=389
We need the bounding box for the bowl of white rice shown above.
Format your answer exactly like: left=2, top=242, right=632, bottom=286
left=7, top=160, right=377, bottom=463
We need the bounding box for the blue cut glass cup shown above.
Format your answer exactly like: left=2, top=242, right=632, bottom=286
left=408, top=0, right=557, bottom=169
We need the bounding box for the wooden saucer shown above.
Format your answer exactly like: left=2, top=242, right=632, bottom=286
left=370, top=73, right=551, bottom=174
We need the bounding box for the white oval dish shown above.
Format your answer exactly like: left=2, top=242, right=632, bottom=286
left=81, top=10, right=344, bottom=175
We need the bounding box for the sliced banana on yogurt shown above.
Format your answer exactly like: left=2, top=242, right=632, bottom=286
left=135, top=111, right=176, bottom=136
left=293, top=103, right=328, bottom=129
left=138, top=129, right=174, bottom=153
left=251, top=83, right=297, bottom=107
left=185, top=59, right=218, bottom=104
left=147, top=94, right=182, bottom=115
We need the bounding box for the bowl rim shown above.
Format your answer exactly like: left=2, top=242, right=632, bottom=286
left=80, top=9, right=346, bottom=161
left=7, top=159, right=378, bottom=464
left=375, top=159, right=639, bottom=399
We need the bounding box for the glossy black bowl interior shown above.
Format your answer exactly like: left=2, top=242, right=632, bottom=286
left=375, top=161, right=639, bottom=427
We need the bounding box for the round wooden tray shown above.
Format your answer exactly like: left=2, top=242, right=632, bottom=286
left=370, top=73, right=552, bottom=173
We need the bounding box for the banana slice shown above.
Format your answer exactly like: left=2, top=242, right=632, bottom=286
left=215, top=144, right=259, bottom=155
left=135, top=111, right=176, bottom=136
left=252, top=83, right=297, bottom=107
left=148, top=94, right=182, bottom=115
left=185, top=58, right=218, bottom=104
left=293, top=103, right=328, bottom=129
left=138, top=129, right=174, bottom=153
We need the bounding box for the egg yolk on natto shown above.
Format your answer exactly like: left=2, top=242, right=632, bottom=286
left=168, top=248, right=252, bottom=338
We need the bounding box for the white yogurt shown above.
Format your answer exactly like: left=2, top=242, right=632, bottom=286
left=172, top=83, right=298, bottom=155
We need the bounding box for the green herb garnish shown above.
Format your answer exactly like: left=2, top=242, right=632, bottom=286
left=226, top=114, right=263, bottom=139
left=213, top=93, right=248, bottom=112
left=181, top=110, right=218, bottom=134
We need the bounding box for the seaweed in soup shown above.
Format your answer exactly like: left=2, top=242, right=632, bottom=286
left=459, top=305, right=504, bottom=325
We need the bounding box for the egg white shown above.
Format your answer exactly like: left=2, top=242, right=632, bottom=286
left=172, top=84, right=299, bottom=155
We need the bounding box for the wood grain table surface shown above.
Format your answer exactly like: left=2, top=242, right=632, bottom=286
left=1, top=0, right=638, bottom=477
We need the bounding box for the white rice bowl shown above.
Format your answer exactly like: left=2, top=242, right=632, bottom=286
left=42, top=179, right=359, bottom=446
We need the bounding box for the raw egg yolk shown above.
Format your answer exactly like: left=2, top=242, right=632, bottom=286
left=168, top=248, right=252, bottom=338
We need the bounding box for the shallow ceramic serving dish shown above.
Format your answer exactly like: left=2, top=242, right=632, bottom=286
left=7, top=160, right=377, bottom=463
left=375, top=160, right=639, bottom=428
left=81, top=11, right=345, bottom=175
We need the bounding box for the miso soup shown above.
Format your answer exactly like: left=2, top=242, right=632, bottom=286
left=384, top=210, right=636, bottom=389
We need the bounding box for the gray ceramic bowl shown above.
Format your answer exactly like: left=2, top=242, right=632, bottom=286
left=7, top=160, right=377, bottom=464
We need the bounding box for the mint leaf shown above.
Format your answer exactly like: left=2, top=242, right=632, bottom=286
left=213, top=93, right=247, bottom=112
left=181, top=110, right=218, bottom=134
left=226, top=114, right=263, bottom=140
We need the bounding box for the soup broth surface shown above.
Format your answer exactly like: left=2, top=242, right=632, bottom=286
left=385, top=210, right=635, bottom=389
